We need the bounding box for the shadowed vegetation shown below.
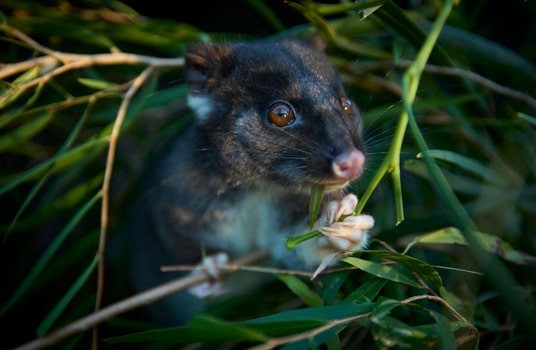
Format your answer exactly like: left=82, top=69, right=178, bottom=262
left=1, top=0, right=535, bottom=349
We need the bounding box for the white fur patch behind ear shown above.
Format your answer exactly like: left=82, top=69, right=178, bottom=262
left=187, top=94, right=214, bottom=121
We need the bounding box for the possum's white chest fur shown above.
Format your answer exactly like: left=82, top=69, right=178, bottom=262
left=201, top=188, right=305, bottom=263
left=200, top=187, right=334, bottom=270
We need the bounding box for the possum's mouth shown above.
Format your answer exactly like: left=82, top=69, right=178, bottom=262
left=314, top=178, right=351, bottom=192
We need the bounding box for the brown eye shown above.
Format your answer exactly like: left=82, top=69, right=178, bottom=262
left=340, top=97, right=353, bottom=114
left=268, top=102, right=296, bottom=127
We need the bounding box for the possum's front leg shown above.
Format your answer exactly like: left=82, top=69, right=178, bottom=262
left=292, top=193, right=374, bottom=269
left=316, top=193, right=373, bottom=252
left=188, top=193, right=374, bottom=299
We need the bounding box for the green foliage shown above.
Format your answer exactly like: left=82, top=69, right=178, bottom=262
left=1, top=0, right=535, bottom=349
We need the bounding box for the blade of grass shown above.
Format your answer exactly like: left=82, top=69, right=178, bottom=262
left=247, top=0, right=286, bottom=32
left=5, top=97, right=96, bottom=236
left=399, top=0, right=536, bottom=333
left=0, top=192, right=101, bottom=317
left=417, top=149, right=507, bottom=186
left=308, top=184, right=325, bottom=229
left=0, top=112, right=53, bottom=152
left=0, top=137, right=108, bottom=195
left=278, top=274, right=324, bottom=307
left=37, top=256, right=98, bottom=336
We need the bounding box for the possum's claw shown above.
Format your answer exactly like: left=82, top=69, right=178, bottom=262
left=316, top=194, right=373, bottom=253
left=188, top=252, right=229, bottom=299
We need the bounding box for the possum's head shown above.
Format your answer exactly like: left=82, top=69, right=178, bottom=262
left=184, top=38, right=366, bottom=193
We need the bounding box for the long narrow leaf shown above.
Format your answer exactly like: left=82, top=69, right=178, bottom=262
left=37, top=256, right=98, bottom=336
left=418, top=149, right=507, bottom=186
left=0, top=192, right=101, bottom=317
left=5, top=99, right=95, bottom=235
left=0, top=112, right=53, bottom=152
left=0, top=137, right=108, bottom=195
left=308, top=184, right=325, bottom=229
left=278, top=274, right=324, bottom=307
left=343, top=256, right=423, bottom=289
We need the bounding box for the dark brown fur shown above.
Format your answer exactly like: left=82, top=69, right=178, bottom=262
left=128, top=38, right=367, bottom=324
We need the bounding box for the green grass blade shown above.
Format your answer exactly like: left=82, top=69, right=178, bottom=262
left=344, top=278, right=387, bottom=304
left=400, top=0, right=536, bottom=331
left=0, top=112, right=53, bottom=152
left=0, top=192, right=101, bottom=317
left=246, top=0, right=286, bottom=32
left=342, top=256, right=423, bottom=289
left=0, top=137, right=108, bottom=196
left=5, top=99, right=95, bottom=235
left=308, top=184, right=325, bottom=229
left=278, top=274, right=324, bottom=307
left=418, top=149, right=507, bottom=186
left=37, top=255, right=98, bottom=336
left=106, top=314, right=268, bottom=344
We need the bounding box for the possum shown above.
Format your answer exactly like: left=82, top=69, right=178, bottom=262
left=127, top=36, right=374, bottom=324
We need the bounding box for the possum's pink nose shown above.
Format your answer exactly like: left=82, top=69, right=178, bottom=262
left=332, top=149, right=365, bottom=180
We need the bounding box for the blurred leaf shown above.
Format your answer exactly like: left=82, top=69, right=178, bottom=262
left=34, top=229, right=99, bottom=293
left=247, top=0, right=286, bottom=32
left=425, top=309, right=457, bottom=350
left=104, top=0, right=140, bottom=17
left=405, top=227, right=536, bottom=266
left=318, top=271, right=349, bottom=304
left=374, top=0, right=453, bottom=66
left=77, top=78, right=120, bottom=91
left=404, top=159, right=484, bottom=195
left=369, top=298, right=439, bottom=349
left=37, top=256, right=98, bottom=336
left=9, top=16, right=117, bottom=50
left=312, top=0, right=384, bottom=17
left=365, top=250, right=443, bottom=289
left=106, top=314, right=268, bottom=344
left=0, top=192, right=101, bottom=317
left=4, top=174, right=103, bottom=232
left=343, top=256, right=423, bottom=289
left=517, top=112, right=536, bottom=126
left=417, top=149, right=507, bottom=186
left=286, top=229, right=321, bottom=250
left=0, top=137, right=108, bottom=195
left=344, top=277, right=387, bottom=304
left=278, top=274, right=324, bottom=307
left=3, top=100, right=93, bottom=234
left=0, top=66, right=42, bottom=110
left=245, top=302, right=374, bottom=326
left=519, top=185, right=536, bottom=214
left=281, top=324, right=347, bottom=350
left=0, top=112, right=53, bottom=152
left=308, top=184, right=325, bottom=229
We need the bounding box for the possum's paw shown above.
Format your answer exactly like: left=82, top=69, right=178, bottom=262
left=315, top=194, right=374, bottom=253
left=188, top=252, right=229, bottom=300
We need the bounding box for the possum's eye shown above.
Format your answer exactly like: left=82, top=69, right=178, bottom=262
left=268, top=101, right=296, bottom=127
left=340, top=97, right=353, bottom=114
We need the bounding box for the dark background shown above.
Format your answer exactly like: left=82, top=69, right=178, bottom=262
left=1, top=1, right=535, bottom=349
left=122, top=0, right=535, bottom=62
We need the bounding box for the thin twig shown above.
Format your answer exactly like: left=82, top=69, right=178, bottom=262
left=0, top=53, right=184, bottom=106
left=2, top=25, right=59, bottom=57
left=163, top=263, right=317, bottom=278
left=12, top=250, right=269, bottom=350
left=247, top=313, right=370, bottom=350
left=352, top=59, right=536, bottom=112
left=93, top=66, right=154, bottom=350
left=400, top=294, right=479, bottom=337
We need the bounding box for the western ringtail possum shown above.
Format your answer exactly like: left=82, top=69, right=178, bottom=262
left=128, top=36, right=374, bottom=324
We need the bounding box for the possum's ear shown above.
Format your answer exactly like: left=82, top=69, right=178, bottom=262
left=184, top=44, right=213, bottom=94
left=184, top=43, right=231, bottom=120
left=304, top=33, right=327, bottom=52
left=184, top=44, right=229, bottom=95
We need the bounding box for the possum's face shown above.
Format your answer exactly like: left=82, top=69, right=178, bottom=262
left=184, top=38, right=366, bottom=192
